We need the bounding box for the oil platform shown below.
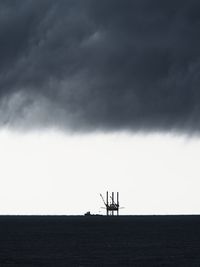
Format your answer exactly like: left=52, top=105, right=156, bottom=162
left=100, top=191, right=120, bottom=216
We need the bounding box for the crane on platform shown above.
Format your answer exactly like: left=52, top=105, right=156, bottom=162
left=100, top=191, right=120, bottom=216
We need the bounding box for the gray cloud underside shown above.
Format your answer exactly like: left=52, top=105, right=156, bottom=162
left=1, top=0, right=200, bottom=132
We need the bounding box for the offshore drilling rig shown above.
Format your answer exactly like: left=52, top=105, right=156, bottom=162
left=100, top=191, right=120, bottom=216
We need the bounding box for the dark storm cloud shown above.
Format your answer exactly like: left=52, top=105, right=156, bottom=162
left=1, top=0, right=200, bottom=131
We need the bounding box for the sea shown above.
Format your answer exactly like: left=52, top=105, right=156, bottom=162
left=0, top=215, right=200, bottom=266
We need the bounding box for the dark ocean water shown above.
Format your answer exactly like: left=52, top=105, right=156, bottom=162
left=0, top=215, right=200, bottom=266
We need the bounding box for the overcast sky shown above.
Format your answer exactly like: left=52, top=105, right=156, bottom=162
left=1, top=1, right=200, bottom=214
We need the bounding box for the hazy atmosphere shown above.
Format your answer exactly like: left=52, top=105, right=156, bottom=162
left=1, top=0, right=200, bottom=214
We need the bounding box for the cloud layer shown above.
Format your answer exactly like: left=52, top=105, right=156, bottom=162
left=1, top=0, right=200, bottom=132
